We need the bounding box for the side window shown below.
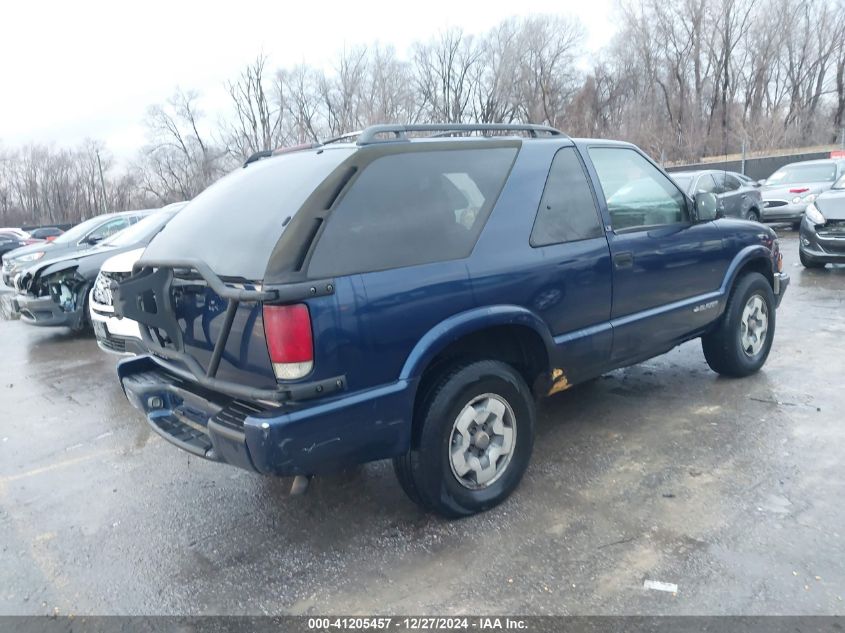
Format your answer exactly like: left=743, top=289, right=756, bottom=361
left=589, top=147, right=688, bottom=231
left=722, top=174, right=742, bottom=191
left=696, top=174, right=719, bottom=194
left=87, top=218, right=129, bottom=242
left=531, top=147, right=603, bottom=246
left=308, top=148, right=518, bottom=277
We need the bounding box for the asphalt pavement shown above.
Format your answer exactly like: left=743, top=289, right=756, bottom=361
left=0, top=230, right=843, bottom=615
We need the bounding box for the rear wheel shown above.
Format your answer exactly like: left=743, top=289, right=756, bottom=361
left=799, top=248, right=825, bottom=269
left=393, top=360, right=535, bottom=518
left=702, top=272, right=775, bottom=377
left=745, top=208, right=760, bottom=222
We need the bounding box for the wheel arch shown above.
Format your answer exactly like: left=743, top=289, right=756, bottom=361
left=400, top=306, right=555, bottom=444
left=721, top=245, right=774, bottom=294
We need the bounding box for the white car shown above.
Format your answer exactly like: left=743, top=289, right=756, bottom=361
left=89, top=247, right=144, bottom=355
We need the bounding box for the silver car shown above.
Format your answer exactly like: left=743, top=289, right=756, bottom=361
left=760, top=159, right=845, bottom=227
left=671, top=170, right=763, bottom=221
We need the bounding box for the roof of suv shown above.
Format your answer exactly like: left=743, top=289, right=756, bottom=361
left=244, top=125, right=640, bottom=173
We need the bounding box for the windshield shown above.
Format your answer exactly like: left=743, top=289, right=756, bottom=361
left=767, top=163, right=837, bottom=185
left=102, top=210, right=176, bottom=247
left=51, top=216, right=111, bottom=245
left=143, top=147, right=356, bottom=280
left=672, top=175, right=693, bottom=191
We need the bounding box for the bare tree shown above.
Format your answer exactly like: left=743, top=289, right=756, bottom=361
left=277, top=65, right=324, bottom=144
left=413, top=28, right=481, bottom=123
left=222, top=54, right=285, bottom=160
left=139, top=88, right=227, bottom=202
left=5, top=6, right=845, bottom=227
left=515, top=15, right=585, bottom=127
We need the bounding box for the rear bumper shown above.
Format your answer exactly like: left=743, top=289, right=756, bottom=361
left=118, top=355, right=414, bottom=476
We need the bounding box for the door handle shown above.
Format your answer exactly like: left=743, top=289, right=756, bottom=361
left=613, top=252, right=634, bottom=269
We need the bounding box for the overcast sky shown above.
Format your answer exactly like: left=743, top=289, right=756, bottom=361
left=1, top=0, right=617, bottom=159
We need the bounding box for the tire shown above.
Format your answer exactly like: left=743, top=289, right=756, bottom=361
left=702, top=272, right=775, bottom=377
left=791, top=221, right=802, bottom=231
left=392, top=360, right=535, bottom=518
left=69, top=288, right=92, bottom=334
left=745, top=208, right=760, bottom=222
left=799, top=248, right=825, bottom=269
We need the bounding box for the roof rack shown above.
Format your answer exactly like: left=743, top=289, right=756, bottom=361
left=242, top=149, right=273, bottom=168
left=355, top=123, right=565, bottom=145
left=322, top=131, right=363, bottom=145
left=242, top=124, right=566, bottom=167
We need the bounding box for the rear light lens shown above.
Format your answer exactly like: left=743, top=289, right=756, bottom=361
left=263, top=303, right=313, bottom=380
left=789, top=187, right=809, bottom=194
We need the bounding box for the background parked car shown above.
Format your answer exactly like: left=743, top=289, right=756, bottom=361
left=731, top=171, right=761, bottom=188
left=11, top=203, right=186, bottom=333
left=671, top=169, right=763, bottom=221
left=25, top=227, right=64, bottom=243
left=0, top=233, right=28, bottom=263
left=0, top=228, right=30, bottom=239
left=2, top=210, right=152, bottom=287
left=89, top=203, right=187, bottom=352
left=760, top=159, right=845, bottom=227
left=798, top=174, right=845, bottom=268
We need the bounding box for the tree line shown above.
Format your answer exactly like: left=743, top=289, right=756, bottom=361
left=2, top=0, right=844, bottom=226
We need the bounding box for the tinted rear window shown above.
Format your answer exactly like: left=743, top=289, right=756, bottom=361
left=308, top=147, right=517, bottom=277
left=142, top=148, right=355, bottom=280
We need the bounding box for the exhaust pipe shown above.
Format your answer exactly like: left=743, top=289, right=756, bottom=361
left=290, top=475, right=311, bottom=496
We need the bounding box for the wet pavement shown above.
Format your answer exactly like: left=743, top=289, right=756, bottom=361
left=0, top=231, right=843, bottom=615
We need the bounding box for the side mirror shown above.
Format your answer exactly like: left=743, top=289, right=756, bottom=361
left=694, top=192, right=719, bottom=221
left=756, top=179, right=766, bottom=187
left=83, top=235, right=102, bottom=245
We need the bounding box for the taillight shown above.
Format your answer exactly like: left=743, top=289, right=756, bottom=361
left=789, top=187, right=809, bottom=194
left=263, top=303, right=313, bottom=380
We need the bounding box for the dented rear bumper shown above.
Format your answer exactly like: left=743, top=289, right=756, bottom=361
left=118, top=354, right=414, bottom=476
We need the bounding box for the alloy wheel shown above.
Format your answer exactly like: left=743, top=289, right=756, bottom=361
left=448, top=393, right=516, bottom=489
left=740, top=293, right=769, bottom=357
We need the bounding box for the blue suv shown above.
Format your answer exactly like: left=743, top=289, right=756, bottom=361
left=114, top=124, right=789, bottom=517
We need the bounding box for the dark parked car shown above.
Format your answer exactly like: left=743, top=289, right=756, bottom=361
left=760, top=159, right=845, bottom=227
left=799, top=174, right=845, bottom=268
left=731, top=172, right=760, bottom=188
left=0, top=233, right=28, bottom=264
left=2, top=210, right=152, bottom=287
left=671, top=169, right=764, bottom=221
left=113, top=123, right=789, bottom=517
left=11, top=204, right=184, bottom=332
left=26, top=226, right=64, bottom=242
